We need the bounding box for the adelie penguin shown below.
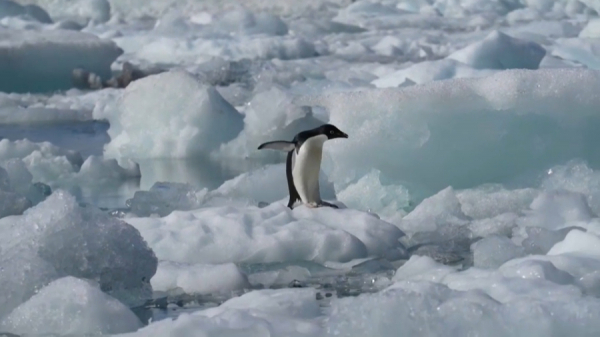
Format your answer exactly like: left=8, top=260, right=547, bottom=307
left=258, top=124, right=348, bottom=209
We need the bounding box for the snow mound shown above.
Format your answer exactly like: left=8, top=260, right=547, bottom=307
left=0, top=29, right=122, bottom=93
left=102, top=70, right=244, bottom=160
left=151, top=261, right=250, bottom=295
left=125, top=202, right=406, bottom=265
left=119, top=288, right=321, bottom=337
left=448, top=30, right=546, bottom=70
left=298, top=68, right=600, bottom=193
left=0, top=190, right=157, bottom=318
left=0, top=276, right=142, bottom=336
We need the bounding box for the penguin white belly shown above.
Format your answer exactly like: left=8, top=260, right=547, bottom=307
left=292, top=135, right=327, bottom=205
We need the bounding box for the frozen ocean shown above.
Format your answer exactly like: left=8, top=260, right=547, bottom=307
left=1, top=0, right=600, bottom=335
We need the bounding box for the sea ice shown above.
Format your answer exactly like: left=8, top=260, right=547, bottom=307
left=0, top=29, right=122, bottom=93
left=125, top=202, right=406, bottom=265
left=0, top=190, right=157, bottom=318
left=102, top=70, right=244, bottom=160
left=151, top=261, right=251, bottom=295
left=0, top=276, right=142, bottom=336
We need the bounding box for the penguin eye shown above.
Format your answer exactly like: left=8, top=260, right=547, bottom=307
left=329, top=130, right=334, bottom=135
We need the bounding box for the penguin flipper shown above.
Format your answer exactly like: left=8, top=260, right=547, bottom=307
left=258, top=141, right=296, bottom=152
left=286, top=150, right=301, bottom=209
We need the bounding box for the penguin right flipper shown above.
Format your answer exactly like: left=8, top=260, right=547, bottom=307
left=257, top=141, right=296, bottom=152
left=286, top=150, right=301, bottom=209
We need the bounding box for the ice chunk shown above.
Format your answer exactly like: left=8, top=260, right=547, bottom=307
left=77, top=156, right=140, bottom=181
left=126, top=202, right=405, bottom=265
left=518, top=190, right=594, bottom=230
left=151, top=262, right=250, bottom=295
left=447, top=30, right=546, bottom=70
left=542, top=160, right=600, bottom=216
left=551, top=38, right=600, bottom=69
left=298, top=68, right=600, bottom=193
left=519, top=226, right=576, bottom=255
left=215, top=9, right=288, bottom=36
left=248, top=265, right=312, bottom=288
left=499, top=259, right=575, bottom=285
left=0, top=190, right=157, bottom=318
left=0, top=166, right=30, bottom=218
left=372, top=59, right=498, bottom=88
left=393, top=255, right=458, bottom=283
left=127, top=182, right=208, bottom=217
left=456, top=185, right=538, bottom=219
left=79, top=0, right=110, bottom=24
left=580, top=19, right=600, bottom=38
left=472, top=235, right=526, bottom=269
left=0, top=0, right=51, bottom=23
left=400, top=187, right=470, bottom=234
left=102, top=70, right=243, bottom=160
left=0, top=29, right=122, bottom=93
left=337, top=169, right=410, bottom=219
left=548, top=229, right=600, bottom=258
left=120, top=288, right=322, bottom=337
left=0, top=276, right=141, bottom=335
left=470, top=213, right=519, bottom=238
left=216, top=87, right=324, bottom=163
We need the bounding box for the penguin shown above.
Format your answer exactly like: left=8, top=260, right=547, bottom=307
left=258, top=124, right=348, bottom=209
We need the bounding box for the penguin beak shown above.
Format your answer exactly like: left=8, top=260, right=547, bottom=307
left=341, top=132, right=348, bottom=138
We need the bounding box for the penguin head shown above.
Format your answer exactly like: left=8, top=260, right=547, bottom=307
left=319, top=124, right=348, bottom=140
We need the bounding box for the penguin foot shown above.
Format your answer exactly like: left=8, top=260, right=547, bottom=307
left=306, top=202, right=319, bottom=208
left=318, top=201, right=339, bottom=209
